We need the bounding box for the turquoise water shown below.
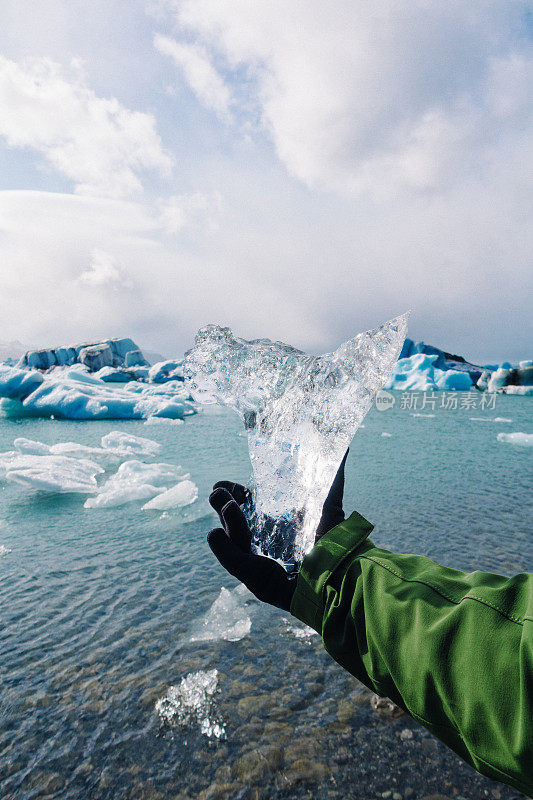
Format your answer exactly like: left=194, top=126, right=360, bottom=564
left=1, top=395, right=531, bottom=800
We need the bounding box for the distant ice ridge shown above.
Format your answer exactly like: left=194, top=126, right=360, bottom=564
left=497, top=432, right=533, bottom=447
left=155, top=670, right=225, bottom=739
left=0, top=364, right=197, bottom=421
left=185, top=314, right=409, bottom=563
left=0, top=431, right=198, bottom=511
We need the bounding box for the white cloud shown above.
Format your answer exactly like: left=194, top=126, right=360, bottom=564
left=0, top=55, right=173, bottom=198
left=166, top=0, right=532, bottom=197
left=158, top=191, right=221, bottom=234
left=154, top=34, right=233, bottom=121
left=79, top=249, right=132, bottom=288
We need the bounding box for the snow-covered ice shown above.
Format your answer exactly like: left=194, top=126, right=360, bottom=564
left=497, top=432, right=533, bottom=447
left=142, top=479, right=198, bottom=510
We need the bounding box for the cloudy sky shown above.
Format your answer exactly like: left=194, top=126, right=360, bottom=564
left=0, top=0, right=531, bottom=363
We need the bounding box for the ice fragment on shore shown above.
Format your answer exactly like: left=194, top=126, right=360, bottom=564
left=155, top=669, right=225, bottom=739
left=497, top=432, right=533, bottom=447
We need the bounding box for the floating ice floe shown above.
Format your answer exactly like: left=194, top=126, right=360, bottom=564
left=0, top=365, right=197, bottom=421
left=142, top=479, right=198, bottom=511
left=381, top=432, right=392, bottom=437
left=84, top=460, right=190, bottom=509
left=0, top=545, right=12, bottom=556
left=4, top=454, right=103, bottom=493
left=190, top=586, right=252, bottom=643
left=0, top=431, right=198, bottom=509
left=155, top=669, right=225, bottom=739
left=497, top=432, right=533, bottom=447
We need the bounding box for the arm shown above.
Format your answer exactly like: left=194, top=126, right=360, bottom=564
left=291, top=511, right=533, bottom=797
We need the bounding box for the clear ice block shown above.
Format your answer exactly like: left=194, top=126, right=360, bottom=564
left=184, top=313, right=409, bottom=565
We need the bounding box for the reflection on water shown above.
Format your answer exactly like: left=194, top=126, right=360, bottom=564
left=0, top=396, right=531, bottom=799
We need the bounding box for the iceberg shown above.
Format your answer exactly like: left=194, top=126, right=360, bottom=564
left=184, top=314, right=408, bottom=562
left=0, top=365, right=197, bottom=421
left=385, top=353, right=473, bottom=391
left=18, top=337, right=146, bottom=371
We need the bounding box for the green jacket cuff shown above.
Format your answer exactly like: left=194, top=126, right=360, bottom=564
left=289, top=510, right=374, bottom=631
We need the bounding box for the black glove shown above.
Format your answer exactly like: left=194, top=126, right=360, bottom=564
left=207, top=450, right=348, bottom=611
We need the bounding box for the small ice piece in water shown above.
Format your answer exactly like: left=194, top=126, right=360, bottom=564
left=497, top=432, right=533, bottom=447
left=100, top=431, right=161, bottom=456
left=411, top=413, right=435, bottom=418
left=6, top=455, right=103, bottom=493
left=0, top=544, right=11, bottom=556
left=494, top=417, right=512, bottom=423
left=470, top=418, right=492, bottom=422
left=381, top=432, right=392, bottom=437
left=184, top=314, right=409, bottom=563
left=155, top=669, right=225, bottom=738
left=142, top=479, right=198, bottom=510
left=190, top=586, right=252, bottom=643
left=281, top=617, right=318, bottom=641
left=84, top=460, right=189, bottom=508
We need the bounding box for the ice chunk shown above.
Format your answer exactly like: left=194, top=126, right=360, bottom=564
left=0, top=544, right=11, bottom=556
left=494, top=417, right=512, bottom=423
left=381, top=432, right=392, bottom=437
left=497, top=432, right=533, bottom=447
left=14, top=437, right=51, bottom=455
left=503, top=386, right=533, bottom=396
left=142, top=479, right=198, bottom=510
left=155, top=669, right=225, bottom=739
left=5, top=455, right=102, bottom=493
left=84, top=460, right=189, bottom=508
left=149, top=359, right=185, bottom=384
left=190, top=586, right=252, bottom=643
left=435, top=370, right=473, bottom=390
left=184, top=314, right=408, bottom=562
left=100, top=431, right=161, bottom=457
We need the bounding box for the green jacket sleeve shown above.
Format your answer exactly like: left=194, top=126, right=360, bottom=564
left=290, top=511, right=533, bottom=797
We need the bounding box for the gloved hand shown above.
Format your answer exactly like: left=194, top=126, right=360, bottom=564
left=207, top=450, right=349, bottom=611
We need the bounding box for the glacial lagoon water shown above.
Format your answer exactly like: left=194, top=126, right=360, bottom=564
left=1, top=395, right=532, bottom=800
